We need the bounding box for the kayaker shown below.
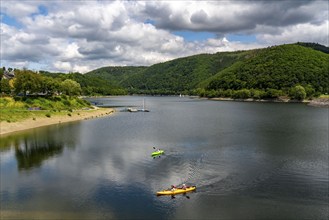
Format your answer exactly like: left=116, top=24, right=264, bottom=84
left=182, top=184, right=187, bottom=190
left=171, top=185, right=176, bottom=191
left=153, top=147, right=161, bottom=152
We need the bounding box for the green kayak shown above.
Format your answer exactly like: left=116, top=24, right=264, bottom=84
left=151, top=150, right=164, bottom=157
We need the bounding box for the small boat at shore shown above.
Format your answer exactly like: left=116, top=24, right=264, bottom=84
left=156, top=186, right=196, bottom=196
left=137, top=98, right=149, bottom=112
left=127, top=107, right=138, bottom=112
left=125, top=99, right=149, bottom=112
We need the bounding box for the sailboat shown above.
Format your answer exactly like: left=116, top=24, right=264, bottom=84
left=137, top=98, right=150, bottom=112
left=127, top=107, right=138, bottom=112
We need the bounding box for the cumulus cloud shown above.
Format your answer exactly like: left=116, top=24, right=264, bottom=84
left=257, top=20, right=329, bottom=46
left=142, top=0, right=327, bottom=33
left=0, top=0, right=328, bottom=73
left=1, top=1, right=40, bottom=18
left=190, top=9, right=208, bottom=24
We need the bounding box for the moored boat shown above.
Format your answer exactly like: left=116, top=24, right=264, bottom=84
left=137, top=98, right=150, bottom=112
left=127, top=107, right=138, bottom=112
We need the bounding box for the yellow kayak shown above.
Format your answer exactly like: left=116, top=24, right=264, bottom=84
left=156, top=186, right=196, bottom=196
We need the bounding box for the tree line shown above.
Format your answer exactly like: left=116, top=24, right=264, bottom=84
left=1, top=42, right=328, bottom=100
left=1, top=68, right=82, bottom=97
left=204, top=44, right=328, bottom=100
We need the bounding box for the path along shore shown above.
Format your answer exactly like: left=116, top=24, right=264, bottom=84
left=0, top=107, right=114, bottom=136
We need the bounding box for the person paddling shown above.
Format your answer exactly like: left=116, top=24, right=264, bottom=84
left=153, top=146, right=162, bottom=153
left=153, top=146, right=160, bottom=152
left=171, top=185, right=176, bottom=191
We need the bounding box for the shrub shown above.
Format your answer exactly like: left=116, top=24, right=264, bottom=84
left=62, top=99, right=70, bottom=106
left=265, top=89, right=283, bottom=98
left=250, top=89, right=266, bottom=99
left=24, top=98, right=32, bottom=104
left=222, top=89, right=233, bottom=97
left=289, top=85, right=306, bottom=100
left=232, top=89, right=251, bottom=99
left=52, top=96, right=62, bottom=101
left=45, top=113, right=51, bottom=118
left=304, top=85, right=315, bottom=98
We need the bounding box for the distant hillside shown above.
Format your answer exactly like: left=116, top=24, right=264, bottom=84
left=84, top=51, right=250, bottom=95
left=296, top=42, right=329, bottom=54
left=40, top=42, right=329, bottom=98
left=85, top=66, right=147, bottom=86
left=206, top=44, right=329, bottom=97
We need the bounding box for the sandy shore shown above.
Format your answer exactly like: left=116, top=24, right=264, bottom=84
left=0, top=107, right=115, bottom=136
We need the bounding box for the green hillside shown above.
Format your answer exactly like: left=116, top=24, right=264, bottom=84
left=39, top=42, right=328, bottom=99
left=296, top=42, right=329, bottom=54
left=86, top=66, right=147, bottom=85
left=206, top=44, right=329, bottom=98
left=120, top=51, right=249, bottom=95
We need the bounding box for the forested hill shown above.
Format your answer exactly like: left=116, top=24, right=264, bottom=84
left=205, top=44, right=329, bottom=98
left=86, top=66, right=147, bottom=85
left=86, top=42, right=328, bottom=98
left=119, top=51, right=250, bottom=94
left=296, top=42, right=329, bottom=54
left=85, top=51, right=250, bottom=95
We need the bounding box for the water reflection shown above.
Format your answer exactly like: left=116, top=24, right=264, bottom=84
left=1, top=123, right=80, bottom=171
left=15, top=139, right=63, bottom=170
left=0, top=97, right=328, bottom=219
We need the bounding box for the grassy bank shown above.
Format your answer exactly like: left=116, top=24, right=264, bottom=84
left=0, top=96, right=115, bottom=135
left=0, top=96, right=92, bottom=123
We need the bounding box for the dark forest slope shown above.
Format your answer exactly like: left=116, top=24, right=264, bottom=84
left=206, top=44, right=329, bottom=96
left=44, top=42, right=328, bottom=98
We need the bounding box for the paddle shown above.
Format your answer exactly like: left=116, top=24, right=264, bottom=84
left=152, top=147, right=157, bottom=159
left=171, top=193, right=189, bottom=199
left=183, top=193, right=190, bottom=199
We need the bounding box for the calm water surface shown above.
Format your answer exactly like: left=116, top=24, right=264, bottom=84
left=1, top=96, right=328, bottom=219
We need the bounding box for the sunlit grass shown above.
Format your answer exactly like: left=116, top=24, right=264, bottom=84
left=0, top=96, right=91, bottom=122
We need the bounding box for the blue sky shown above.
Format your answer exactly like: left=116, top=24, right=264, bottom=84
left=1, top=13, right=22, bottom=28
left=1, top=0, right=328, bottom=73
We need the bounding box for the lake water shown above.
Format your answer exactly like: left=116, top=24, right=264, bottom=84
left=1, top=96, right=328, bottom=219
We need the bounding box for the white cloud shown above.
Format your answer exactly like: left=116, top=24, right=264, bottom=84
left=61, top=42, right=83, bottom=61
left=1, top=1, right=40, bottom=18
left=257, top=20, right=329, bottom=46
left=0, top=0, right=328, bottom=73
left=54, top=61, right=72, bottom=72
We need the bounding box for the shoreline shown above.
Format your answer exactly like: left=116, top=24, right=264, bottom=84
left=0, top=107, right=115, bottom=136
left=209, top=97, right=329, bottom=107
